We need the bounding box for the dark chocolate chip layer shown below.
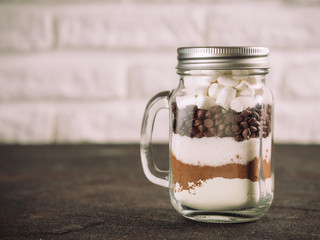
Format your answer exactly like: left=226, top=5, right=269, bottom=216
left=171, top=102, right=272, bottom=141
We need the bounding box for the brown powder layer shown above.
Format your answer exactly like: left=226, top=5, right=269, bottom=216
left=172, top=153, right=271, bottom=192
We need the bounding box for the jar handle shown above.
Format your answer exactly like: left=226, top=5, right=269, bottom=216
left=140, top=91, right=171, bottom=188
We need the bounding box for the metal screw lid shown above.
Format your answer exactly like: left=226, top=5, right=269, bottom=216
left=177, top=46, right=270, bottom=70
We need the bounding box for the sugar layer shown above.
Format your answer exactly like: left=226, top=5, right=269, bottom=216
left=171, top=134, right=272, bottom=167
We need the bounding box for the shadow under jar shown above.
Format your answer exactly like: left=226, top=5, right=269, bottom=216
left=141, top=46, right=274, bottom=223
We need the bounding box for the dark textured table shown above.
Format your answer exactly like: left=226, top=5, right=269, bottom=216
left=0, top=144, right=319, bottom=240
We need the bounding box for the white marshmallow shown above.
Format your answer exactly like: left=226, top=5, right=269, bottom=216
left=215, top=86, right=236, bottom=110
left=184, top=76, right=211, bottom=88
left=176, top=95, right=196, bottom=109
left=208, top=83, right=224, bottom=99
left=236, top=80, right=255, bottom=97
left=184, top=76, right=214, bottom=96
left=185, top=86, right=208, bottom=96
left=196, top=96, right=216, bottom=110
left=246, top=76, right=263, bottom=90
left=217, top=76, right=239, bottom=87
left=230, top=96, right=256, bottom=112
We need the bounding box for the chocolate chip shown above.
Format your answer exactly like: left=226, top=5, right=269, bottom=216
left=225, top=126, right=233, bottom=136
left=253, top=120, right=261, bottom=127
left=195, top=132, right=203, bottom=138
left=211, top=105, right=222, bottom=113
left=224, top=112, right=235, bottom=124
left=260, top=117, right=266, bottom=125
left=198, top=124, right=205, bottom=133
left=190, top=127, right=199, bottom=136
left=194, top=119, right=203, bottom=127
left=240, top=121, right=249, bottom=129
left=241, top=110, right=251, bottom=118
left=252, top=111, right=260, bottom=120
left=242, top=128, right=251, bottom=139
left=197, top=109, right=206, bottom=119
left=235, top=115, right=243, bottom=122
left=205, top=110, right=213, bottom=119
left=231, top=124, right=240, bottom=133
left=218, top=123, right=226, bottom=132
left=250, top=126, right=258, bottom=132
left=248, top=118, right=257, bottom=126
left=217, top=130, right=225, bottom=137
left=204, top=119, right=214, bottom=128
left=235, top=135, right=244, bottom=142
left=215, top=118, right=223, bottom=126
left=208, top=127, right=217, bottom=135
left=263, top=126, right=269, bottom=132
left=204, top=131, right=213, bottom=137
left=235, top=129, right=242, bottom=136
left=214, top=113, right=223, bottom=120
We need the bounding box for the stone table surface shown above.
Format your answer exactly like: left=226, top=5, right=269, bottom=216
left=0, top=144, right=319, bottom=240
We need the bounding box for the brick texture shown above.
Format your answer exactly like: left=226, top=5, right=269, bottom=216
left=55, top=100, right=169, bottom=143
left=207, top=3, right=320, bottom=49
left=0, top=103, right=55, bottom=144
left=0, top=7, right=53, bottom=52
left=0, top=53, right=126, bottom=101
left=56, top=5, right=206, bottom=49
left=0, top=1, right=319, bottom=144
left=282, top=52, right=320, bottom=100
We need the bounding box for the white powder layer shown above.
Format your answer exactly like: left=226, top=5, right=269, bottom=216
left=174, top=177, right=262, bottom=211
left=171, top=134, right=272, bottom=166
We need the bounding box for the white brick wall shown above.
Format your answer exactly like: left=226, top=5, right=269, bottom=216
left=0, top=1, right=320, bottom=144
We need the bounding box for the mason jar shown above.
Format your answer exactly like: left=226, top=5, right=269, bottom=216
left=140, top=46, right=274, bottom=223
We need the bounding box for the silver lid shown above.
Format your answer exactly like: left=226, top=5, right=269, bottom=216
left=177, top=46, right=270, bottom=70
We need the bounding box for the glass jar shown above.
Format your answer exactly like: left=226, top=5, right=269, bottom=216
left=140, top=46, right=274, bottom=223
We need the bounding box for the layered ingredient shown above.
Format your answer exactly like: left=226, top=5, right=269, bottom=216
left=171, top=71, right=273, bottom=210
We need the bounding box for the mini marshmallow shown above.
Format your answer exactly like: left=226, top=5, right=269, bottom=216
left=215, top=86, right=236, bottom=110
left=246, top=76, right=263, bottom=90
left=183, top=76, right=215, bottom=97
left=208, top=83, right=224, bottom=99
left=176, top=95, right=196, bottom=109
left=230, top=97, right=256, bottom=112
left=184, top=86, right=208, bottom=96
left=217, top=76, right=240, bottom=87
left=196, top=96, right=216, bottom=110
left=184, top=76, right=213, bottom=89
left=236, top=80, right=255, bottom=97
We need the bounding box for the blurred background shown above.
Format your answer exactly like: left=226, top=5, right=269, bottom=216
left=0, top=0, right=319, bottom=144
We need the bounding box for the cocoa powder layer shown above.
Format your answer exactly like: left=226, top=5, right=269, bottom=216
left=172, top=153, right=271, bottom=192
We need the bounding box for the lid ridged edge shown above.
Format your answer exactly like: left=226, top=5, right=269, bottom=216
left=177, top=46, right=270, bottom=59
left=177, top=46, right=270, bottom=69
